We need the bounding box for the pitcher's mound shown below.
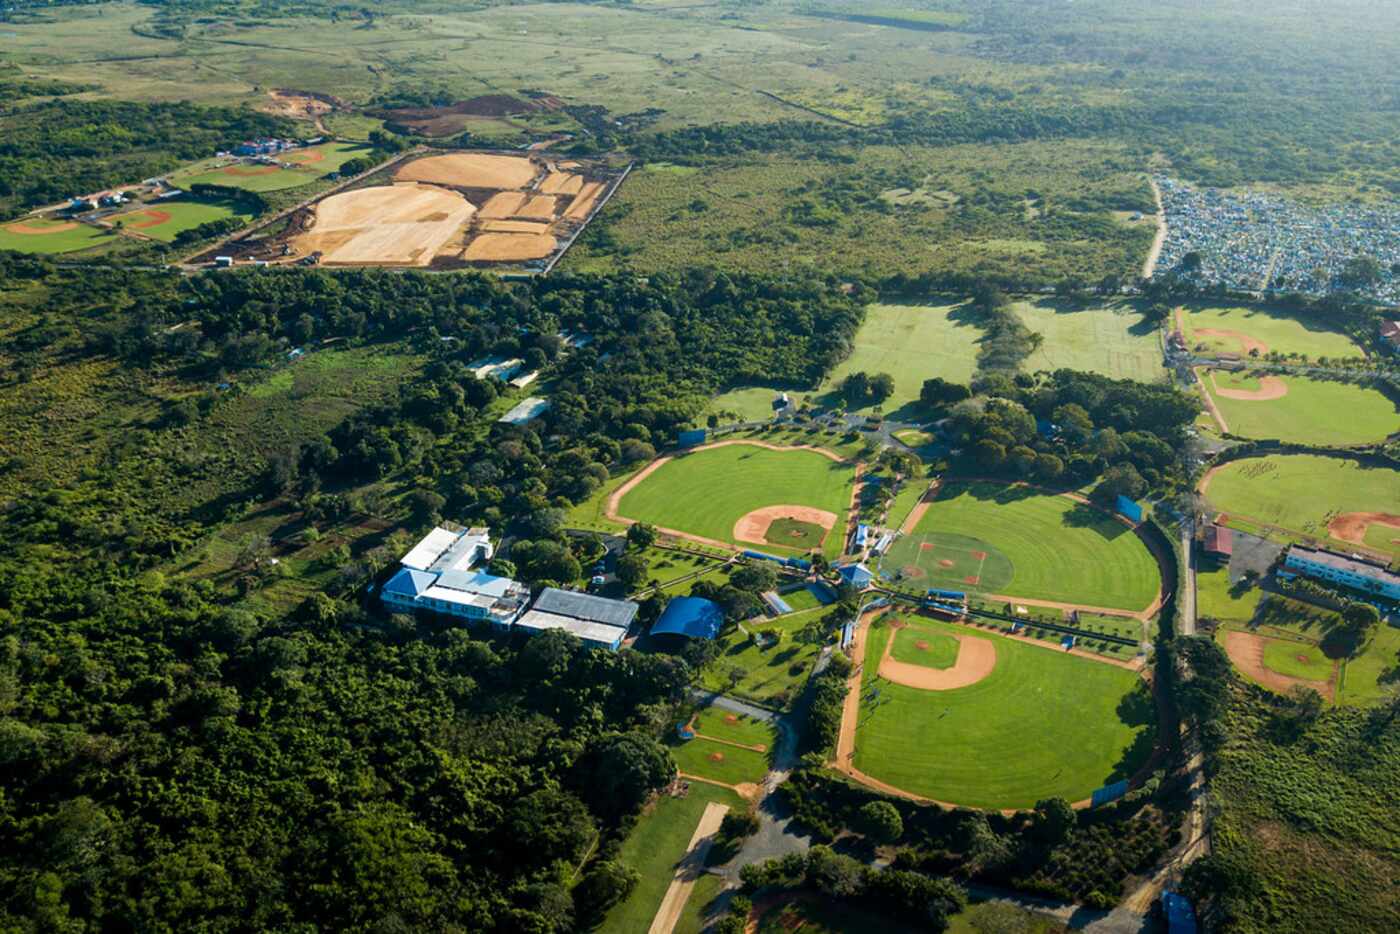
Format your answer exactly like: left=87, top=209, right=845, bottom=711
left=708, top=752, right=725, bottom=763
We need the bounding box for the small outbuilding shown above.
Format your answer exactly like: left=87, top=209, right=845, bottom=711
left=837, top=563, right=874, bottom=590
left=651, top=596, right=724, bottom=641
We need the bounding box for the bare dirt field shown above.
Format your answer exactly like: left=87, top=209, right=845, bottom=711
left=462, top=232, right=557, bottom=261
left=565, top=181, right=605, bottom=220
left=261, top=88, right=340, bottom=120
left=478, top=191, right=529, bottom=219
left=1223, top=630, right=1334, bottom=702
left=732, top=505, right=837, bottom=547
left=540, top=172, right=584, bottom=195
left=878, top=625, right=997, bottom=690
left=518, top=194, right=558, bottom=219
left=1328, top=512, right=1400, bottom=546
left=395, top=153, right=539, bottom=189
left=1211, top=372, right=1289, bottom=400
left=481, top=220, right=551, bottom=234
left=294, top=183, right=475, bottom=266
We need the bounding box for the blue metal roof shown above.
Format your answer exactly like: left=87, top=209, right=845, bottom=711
left=383, top=567, right=436, bottom=598
left=838, top=563, right=874, bottom=587
left=651, top=597, right=724, bottom=640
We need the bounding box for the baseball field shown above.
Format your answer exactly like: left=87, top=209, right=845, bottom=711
left=1177, top=304, right=1363, bottom=360
left=882, top=481, right=1161, bottom=613
left=853, top=616, right=1154, bottom=809
left=612, top=441, right=856, bottom=556
left=1202, top=454, right=1400, bottom=557
left=1202, top=370, right=1400, bottom=446
left=0, top=217, right=109, bottom=254
left=110, top=199, right=253, bottom=243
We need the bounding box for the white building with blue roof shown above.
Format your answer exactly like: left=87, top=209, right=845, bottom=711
left=380, top=526, right=529, bottom=628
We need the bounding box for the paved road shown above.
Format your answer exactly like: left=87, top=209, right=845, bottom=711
left=1178, top=518, right=1197, bottom=637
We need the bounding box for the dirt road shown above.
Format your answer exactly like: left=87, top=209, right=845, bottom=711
left=648, top=801, right=730, bottom=934
left=1142, top=176, right=1167, bottom=280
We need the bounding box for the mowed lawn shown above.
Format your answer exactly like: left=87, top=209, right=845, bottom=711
left=111, top=199, right=253, bottom=243
left=855, top=619, right=1154, bottom=809
left=1203, top=454, right=1400, bottom=557
left=890, top=623, right=960, bottom=668
left=596, top=782, right=744, bottom=934
left=616, top=443, right=855, bottom=554
left=668, top=736, right=769, bottom=786
left=820, top=302, right=982, bottom=415
left=1179, top=303, right=1363, bottom=359
left=706, top=384, right=795, bottom=423
left=1205, top=371, right=1400, bottom=446
left=281, top=140, right=374, bottom=172
left=0, top=218, right=109, bottom=253
left=1015, top=300, right=1165, bottom=383
left=699, top=606, right=832, bottom=709
left=172, top=159, right=322, bottom=192
left=908, top=482, right=1161, bottom=611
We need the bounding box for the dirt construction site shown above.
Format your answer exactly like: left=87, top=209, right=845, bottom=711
left=207, top=150, right=626, bottom=271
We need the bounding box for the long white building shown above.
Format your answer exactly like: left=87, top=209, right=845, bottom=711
left=380, top=526, right=529, bottom=628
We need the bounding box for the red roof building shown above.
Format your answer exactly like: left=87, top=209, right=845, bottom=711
left=1203, top=525, right=1233, bottom=557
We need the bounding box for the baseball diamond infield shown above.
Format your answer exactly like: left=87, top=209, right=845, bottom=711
left=734, top=505, right=837, bottom=548
left=878, top=622, right=996, bottom=690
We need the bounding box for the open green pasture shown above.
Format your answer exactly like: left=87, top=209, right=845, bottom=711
left=615, top=442, right=855, bottom=555
left=886, top=482, right=1161, bottom=612
left=111, top=198, right=253, bottom=242
left=855, top=618, right=1155, bottom=809
left=1203, top=454, right=1400, bottom=557
left=0, top=218, right=109, bottom=254
left=1179, top=303, right=1364, bottom=360
left=1016, top=300, right=1165, bottom=382
left=1205, top=371, right=1400, bottom=447
left=890, top=622, right=960, bottom=669
left=596, top=782, right=745, bottom=934
left=819, top=302, right=982, bottom=417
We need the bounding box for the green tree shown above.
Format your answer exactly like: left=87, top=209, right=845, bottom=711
left=856, top=800, right=904, bottom=845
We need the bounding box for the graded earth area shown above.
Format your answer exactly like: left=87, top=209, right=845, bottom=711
left=292, top=183, right=476, bottom=266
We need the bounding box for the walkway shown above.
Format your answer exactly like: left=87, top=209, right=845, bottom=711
left=647, top=801, right=729, bottom=934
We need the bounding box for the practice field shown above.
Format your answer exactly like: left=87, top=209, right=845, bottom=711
left=613, top=442, right=856, bottom=555
left=0, top=218, right=108, bottom=253
left=109, top=199, right=253, bottom=243
left=1262, top=638, right=1332, bottom=681
left=1203, top=370, right=1400, bottom=446
left=1015, top=300, right=1165, bottom=382
left=820, top=302, right=981, bottom=415
left=279, top=141, right=373, bottom=173
left=1202, top=454, right=1400, bottom=558
left=1178, top=304, right=1363, bottom=360
left=173, top=161, right=322, bottom=193
left=292, top=183, right=475, bottom=266
left=883, top=482, right=1161, bottom=612
left=854, top=618, right=1155, bottom=809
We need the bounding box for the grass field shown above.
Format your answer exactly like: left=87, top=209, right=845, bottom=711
left=690, top=706, right=775, bottom=749
left=596, top=782, right=745, bottom=934
left=1195, top=564, right=1264, bottom=624
left=882, top=482, right=1161, bottom=612
left=819, top=302, right=981, bottom=417
left=111, top=198, right=253, bottom=243
left=615, top=443, right=855, bottom=556
left=1340, top=623, right=1400, bottom=706
left=172, top=159, right=322, bottom=193
left=0, top=218, right=109, bottom=254
left=1203, top=454, right=1400, bottom=557
left=280, top=141, right=373, bottom=172
left=705, top=385, right=794, bottom=423
left=1015, top=300, right=1166, bottom=382
left=855, top=618, right=1155, bottom=809
left=777, top=582, right=830, bottom=613
left=765, top=517, right=826, bottom=548
left=1204, top=371, right=1400, bottom=446
left=668, top=736, right=769, bottom=786
left=1262, top=638, right=1333, bottom=681
left=1179, top=303, right=1364, bottom=360
left=700, top=606, right=832, bottom=709
left=890, top=622, right=960, bottom=668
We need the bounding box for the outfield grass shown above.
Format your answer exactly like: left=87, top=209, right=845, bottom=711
left=616, top=443, right=856, bottom=555
left=0, top=218, right=109, bottom=254
left=1262, top=638, right=1333, bottom=681
left=1195, top=564, right=1263, bottom=624
left=281, top=140, right=373, bottom=172
left=888, top=482, right=1161, bottom=612
left=1015, top=299, right=1165, bottom=383
left=855, top=618, right=1155, bottom=809
left=596, top=783, right=744, bottom=934
left=1179, top=303, right=1364, bottom=360
left=1339, top=623, right=1400, bottom=706
left=819, top=302, right=981, bottom=417
left=111, top=198, right=253, bottom=243
left=1203, top=454, right=1400, bottom=557
left=690, top=706, right=775, bottom=749
left=1204, top=371, right=1400, bottom=446
left=890, top=622, right=960, bottom=668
